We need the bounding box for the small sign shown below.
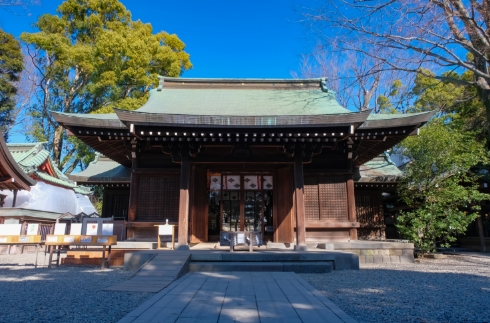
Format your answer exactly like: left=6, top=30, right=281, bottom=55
left=102, top=223, right=113, bottom=235
left=158, top=225, right=173, bottom=235
left=237, top=233, right=245, bottom=244
left=81, top=236, right=92, bottom=243
left=53, top=223, right=66, bottom=235
left=0, top=224, right=22, bottom=235
left=46, top=236, right=58, bottom=242
left=63, top=236, right=75, bottom=243
left=70, top=223, right=82, bottom=235
left=19, top=236, right=29, bottom=242
left=97, top=237, right=108, bottom=243
left=86, top=223, right=98, bottom=236
left=0, top=237, right=7, bottom=243
left=27, top=224, right=39, bottom=235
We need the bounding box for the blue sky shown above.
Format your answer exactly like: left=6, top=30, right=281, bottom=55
left=0, top=0, right=322, bottom=78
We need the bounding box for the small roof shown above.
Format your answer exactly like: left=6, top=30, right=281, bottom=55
left=0, top=135, right=36, bottom=191
left=0, top=207, right=63, bottom=222
left=355, top=153, right=402, bottom=182
left=68, top=154, right=131, bottom=184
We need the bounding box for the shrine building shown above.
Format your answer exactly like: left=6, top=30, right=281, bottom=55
left=52, top=77, right=432, bottom=250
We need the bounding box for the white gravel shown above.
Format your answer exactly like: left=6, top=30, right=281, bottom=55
left=301, top=254, right=490, bottom=323
left=0, top=252, right=153, bottom=323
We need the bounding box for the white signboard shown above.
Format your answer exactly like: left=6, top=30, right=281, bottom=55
left=97, top=237, right=108, bottom=243
left=81, top=236, right=92, bottom=243
left=46, top=236, right=58, bottom=242
left=0, top=224, right=22, bottom=235
left=26, top=223, right=39, bottom=235
left=237, top=233, right=245, bottom=244
left=53, top=223, right=66, bottom=235
left=102, top=223, right=113, bottom=235
left=158, top=225, right=173, bottom=235
left=86, top=223, right=98, bottom=236
left=70, top=223, right=82, bottom=235
left=63, top=236, right=75, bottom=243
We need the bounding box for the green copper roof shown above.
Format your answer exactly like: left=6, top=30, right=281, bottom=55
left=5, top=142, right=91, bottom=192
left=69, top=154, right=130, bottom=183
left=133, top=87, right=353, bottom=116
left=356, top=154, right=402, bottom=182
left=0, top=207, right=63, bottom=221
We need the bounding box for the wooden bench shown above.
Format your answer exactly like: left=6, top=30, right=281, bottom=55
left=45, top=235, right=117, bottom=269
left=0, top=235, right=43, bottom=267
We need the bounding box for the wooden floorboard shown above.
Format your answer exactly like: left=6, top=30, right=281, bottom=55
left=104, top=251, right=190, bottom=292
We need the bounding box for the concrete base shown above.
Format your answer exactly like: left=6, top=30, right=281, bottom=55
left=123, top=251, right=156, bottom=271
left=189, top=261, right=333, bottom=273
left=294, top=244, right=309, bottom=251
left=332, top=241, right=415, bottom=264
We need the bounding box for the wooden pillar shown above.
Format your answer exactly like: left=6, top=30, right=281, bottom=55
left=126, top=173, right=138, bottom=239
left=177, top=154, right=190, bottom=250
left=294, top=153, right=307, bottom=251
left=347, top=177, right=358, bottom=240
left=12, top=189, right=18, bottom=207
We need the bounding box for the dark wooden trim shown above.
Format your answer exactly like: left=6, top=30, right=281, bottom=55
left=304, top=221, right=360, bottom=228
left=133, top=168, right=180, bottom=174
left=347, top=177, right=358, bottom=240
left=294, top=154, right=306, bottom=247
left=178, top=155, right=191, bottom=247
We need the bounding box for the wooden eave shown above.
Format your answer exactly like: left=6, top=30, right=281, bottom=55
left=51, top=111, right=127, bottom=129
left=114, top=109, right=371, bottom=128
left=0, top=135, right=36, bottom=191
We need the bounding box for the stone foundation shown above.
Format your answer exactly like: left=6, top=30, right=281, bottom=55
left=318, top=241, right=415, bottom=264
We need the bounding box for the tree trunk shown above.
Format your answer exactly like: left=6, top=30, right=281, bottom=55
left=53, top=125, right=64, bottom=169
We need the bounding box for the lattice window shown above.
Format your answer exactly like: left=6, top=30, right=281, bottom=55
left=137, top=176, right=179, bottom=221
left=304, top=175, right=348, bottom=221
left=355, top=195, right=373, bottom=225
left=304, top=177, right=320, bottom=220
left=319, top=176, right=347, bottom=220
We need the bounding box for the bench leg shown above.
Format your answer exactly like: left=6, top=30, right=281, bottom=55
left=101, top=246, right=106, bottom=270
left=56, top=248, right=61, bottom=267
left=48, top=246, right=54, bottom=269
left=106, top=246, right=112, bottom=268
left=34, top=244, right=40, bottom=268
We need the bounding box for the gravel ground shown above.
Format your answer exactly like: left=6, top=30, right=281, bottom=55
left=0, top=252, right=153, bottom=323
left=301, top=254, right=490, bottom=323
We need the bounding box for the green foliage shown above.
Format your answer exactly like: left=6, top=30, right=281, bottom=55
left=89, top=185, right=104, bottom=215
left=21, top=0, right=192, bottom=170
left=375, top=79, right=403, bottom=114
left=0, top=28, right=24, bottom=140
left=396, top=118, right=489, bottom=254
left=410, top=69, right=486, bottom=139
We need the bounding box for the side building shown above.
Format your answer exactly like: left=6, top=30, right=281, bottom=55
left=54, top=77, right=431, bottom=249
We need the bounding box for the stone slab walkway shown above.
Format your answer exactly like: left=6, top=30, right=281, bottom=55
left=118, top=271, right=357, bottom=323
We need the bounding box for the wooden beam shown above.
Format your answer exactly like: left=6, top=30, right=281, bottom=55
left=177, top=155, right=191, bottom=249
left=305, top=221, right=360, bottom=228
left=347, top=177, right=358, bottom=240
left=293, top=153, right=307, bottom=250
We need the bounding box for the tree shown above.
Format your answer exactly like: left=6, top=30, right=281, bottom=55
left=296, top=45, right=413, bottom=113
left=0, top=28, right=23, bottom=140
left=396, top=117, right=489, bottom=254
left=303, top=0, right=490, bottom=134
left=21, top=0, right=192, bottom=172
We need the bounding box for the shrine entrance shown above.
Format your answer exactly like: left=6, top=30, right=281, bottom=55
left=207, top=173, right=273, bottom=242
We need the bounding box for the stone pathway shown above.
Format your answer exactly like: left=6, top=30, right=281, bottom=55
left=118, top=271, right=357, bottom=323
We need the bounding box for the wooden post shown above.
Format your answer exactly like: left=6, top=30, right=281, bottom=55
left=294, top=153, right=307, bottom=251
left=127, top=173, right=138, bottom=239
left=347, top=177, right=358, bottom=240
left=177, top=154, right=190, bottom=250
left=12, top=189, right=17, bottom=207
